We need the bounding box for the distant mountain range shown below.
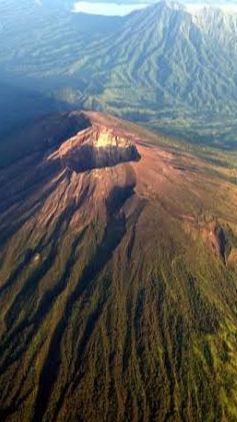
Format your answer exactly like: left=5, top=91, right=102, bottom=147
left=0, top=0, right=237, bottom=148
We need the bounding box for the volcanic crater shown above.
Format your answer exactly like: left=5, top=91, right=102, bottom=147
left=49, top=112, right=141, bottom=172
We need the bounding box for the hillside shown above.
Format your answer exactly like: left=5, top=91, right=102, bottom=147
left=0, top=111, right=237, bottom=420
left=0, top=1, right=237, bottom=147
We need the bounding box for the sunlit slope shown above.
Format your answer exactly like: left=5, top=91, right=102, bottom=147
left=0, top=112, right=237, bottom=420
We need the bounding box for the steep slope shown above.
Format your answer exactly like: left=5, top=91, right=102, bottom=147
left=1, top=111, right=237, bottom=421
left=1, top=1, right=237, bottom=147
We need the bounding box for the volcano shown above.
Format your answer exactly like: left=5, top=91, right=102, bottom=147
left=0, top=111, right=237, bottom=421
